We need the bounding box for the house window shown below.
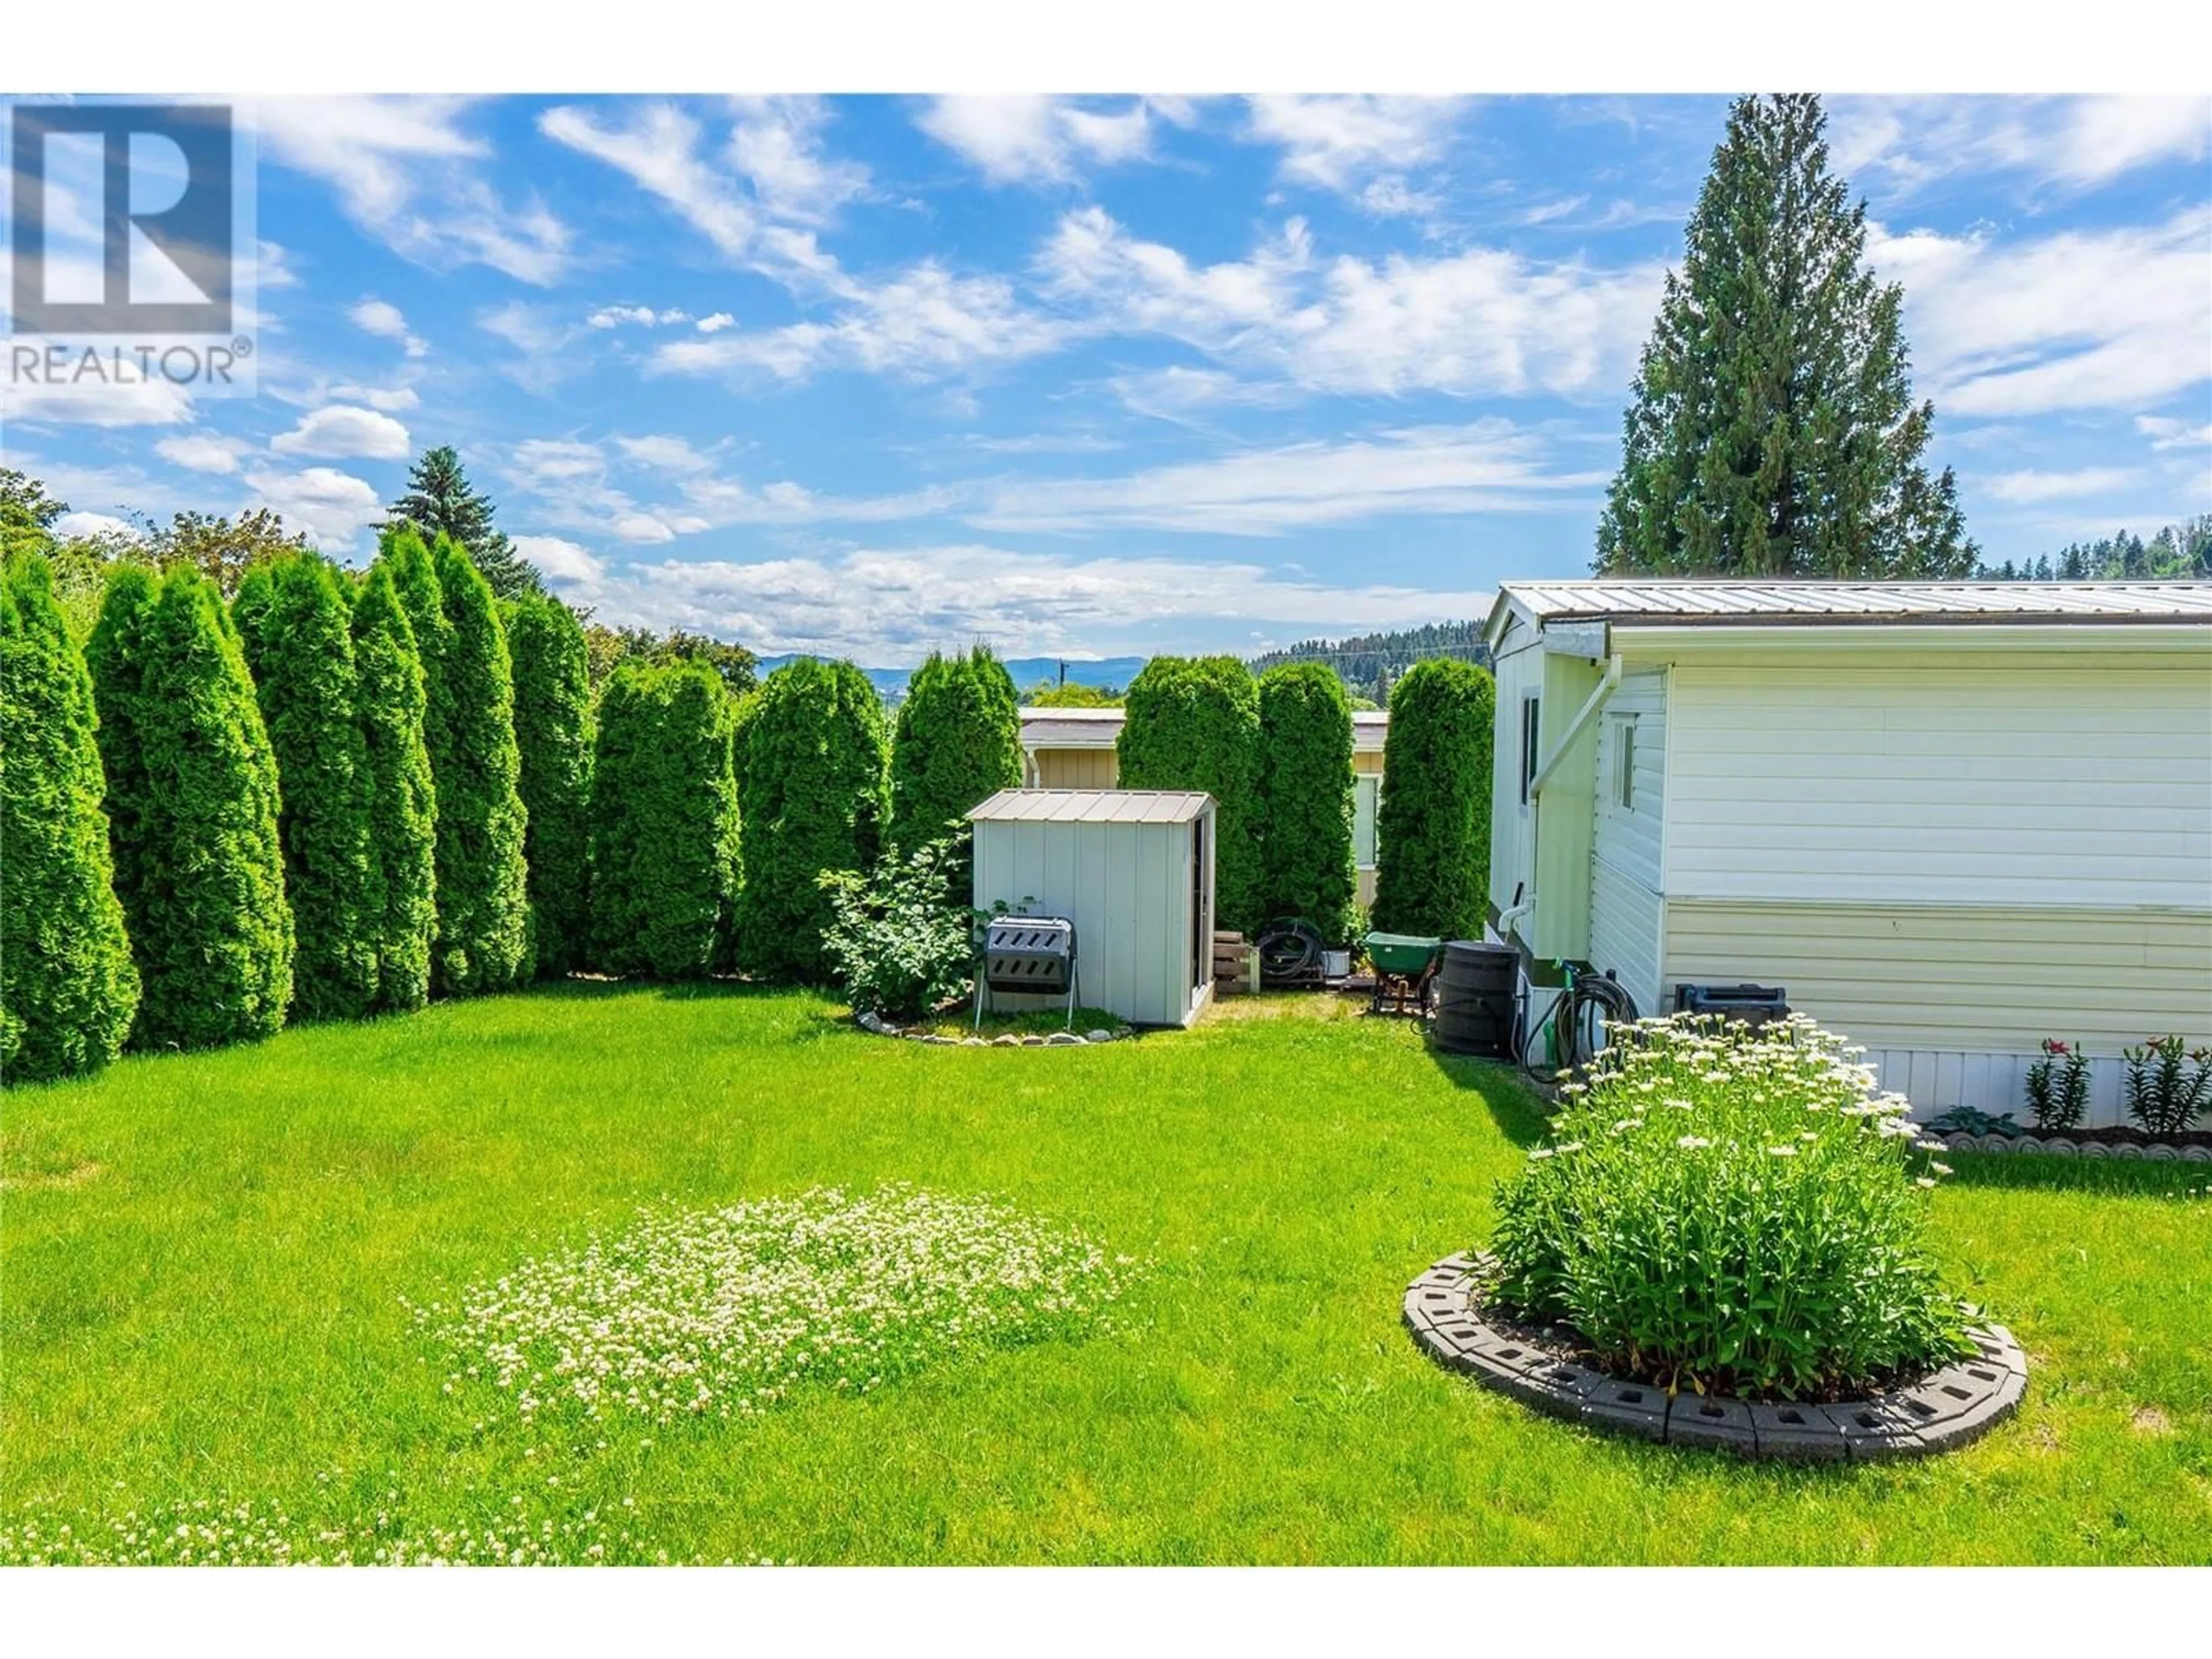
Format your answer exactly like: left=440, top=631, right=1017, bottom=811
left=1353, top=774, right=1380, bottom=869
left=1518, top=694, right=1541, bottom=806
left=1612, top=716, right=1638, bottom=812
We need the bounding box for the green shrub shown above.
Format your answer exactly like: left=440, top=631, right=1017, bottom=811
left=86, top=567, right=294, bottom=1051
left=1489, top=1014, right=1974, bottom=1398
left=1117, top=656, right=1262, bottom=931
left=1372, top=658, right=1493, bottom=940
left=350, top=562, right=438, bottom=1013
left=589, top=661, right=739, bottom=979
left=232, top=555, right=377, bottom=1021
left=735, top=658, right=889, bottom=982
left=2122, top=1036, right=2211, bottom=1137
left=2023, top=1039, right=2090, bottom=1134
left=890, top=647, right=1021, bottom=853
left=505, top=593, right=594, bottom=978
left=0, top=554, right=140, bottom=1081
left=818, top=834, right=983, bottom=1022
left=1254, top=662, right=1357, bottom=944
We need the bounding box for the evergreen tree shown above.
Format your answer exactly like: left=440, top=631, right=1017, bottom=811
left=590, top=661, right=740, bottom=979
left=88, top=568, right=293, bottom=1051
left=1597, top=94, right=1976, bottom=579
left=423, top=535, right=531, bottom=995
left=1117, top=656, right=1263, bottom=932
left=735, top=658, right=889, bottom=982
left=505, top=593, right=595, bottom=978
left=890, top=647, right=1022, bottom=854
left=351, top=562, right=438, bottom=1012
left=388, top=446, right=544, bottom=600
left=1372, top=658, right=1494, bottom=942
left=232, top=555, right=377, bottom=1021
left=0, top=554, right=140, bottom=1081
left=1253, top=662, right=1358, bottom=944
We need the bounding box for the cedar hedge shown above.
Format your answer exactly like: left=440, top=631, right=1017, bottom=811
left=88, top=566, right=294, bottom=1051
left=1116, top=655, right=1262, bottom=932
left=735, top=658, right=889, bottom=982
left=506, top=593, right=595, bottom=978
left=1255, top=661, right=1358, bottom=945
left=589, top=660, right=740, bottom=979
left=1371, top=657, right=1494, bottom=941
left=890, top=646, right=1021, bottom=854
left=0, top=554, right=140, bottom=1082
left=350, top=561, right=438, bottom=1013
left=233, top=554, right=378, bottom=1022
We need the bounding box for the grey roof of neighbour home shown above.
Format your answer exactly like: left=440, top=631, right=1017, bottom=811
left=1494, top=579, right=2212, bottom=627
left=969, top=789, right=1214, bottom=824
left=1020, top=705, right=1389, bottom=752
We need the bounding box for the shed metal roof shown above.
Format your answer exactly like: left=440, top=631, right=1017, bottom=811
left=969, top=789, right=1214, bottom=825
left=1497, top=579, right=2212, bottom=628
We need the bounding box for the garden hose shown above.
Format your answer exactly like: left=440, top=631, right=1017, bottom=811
left=1253, top=917, right=1325, bottom=983
left=1519, top=971, right=1640, bottom=1083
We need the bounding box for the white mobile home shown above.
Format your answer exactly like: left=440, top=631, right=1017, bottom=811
left=1484, top=580, right=2212, bottom=1124
left=969, top=789, right=1218, bottom=1028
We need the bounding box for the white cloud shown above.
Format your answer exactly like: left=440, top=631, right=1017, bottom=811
left=615, top=434, right=718, bottom=474
left=547, top=541, right=1497, bottom=662
left=916, top=96, right=1157, bottom=185
left=1870, top=208, right=2212, bottom=416
left=156, top=433, right=252, bottom=475
left=257, top=97, right=571, bottom=285
left=241, top=466, right=384, bottom=552
left=511, top=534, right=604, bottom=585
left=270, top=405, right=412, bottom=462
left=695, top=312, right=736, bottom=334
left=1985, top=467, right=2143, bottom=504
left=2136, top=415, right=2212, bottom=451
left=1244, top=96, right=1467, bottom=215
left=971, top=421, right=1603, bottom=535
left=588, top=305, right=691, bottom=329
left=52, top=510, right=142, bottom=542
left=1832, top=95, right=2211, bottom=195
left=328, top=381, right=422, bottom=414
left=726, top=96, right=870, bottom=222
left=0, top=377, right=195, bottom=427
left=349, top=298, right=429, bottom=358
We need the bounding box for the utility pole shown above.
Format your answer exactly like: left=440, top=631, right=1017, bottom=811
left=1058, top=658, right=1066, bottom=687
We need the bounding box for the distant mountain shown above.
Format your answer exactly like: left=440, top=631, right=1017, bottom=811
left=755, top=654, right=1146, bottom=705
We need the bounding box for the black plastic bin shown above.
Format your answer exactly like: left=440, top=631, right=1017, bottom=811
left=1431, top=941, right=1518, bottom=1057
left=1673, top=982, right=1789, bottom=1027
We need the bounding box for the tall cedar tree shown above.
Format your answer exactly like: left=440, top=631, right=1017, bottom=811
left=388, top=445, right=545, bottom=601
left=1116, top=656, right=1263, bottom=933
left=351, top=562, right=438, bottom=1011
left=1253, top=662, right=1358, bottom=945
left=87, top=567, right=294, bottom=1050
left=505, top=593, right=596, bottom=978
left=430, top=536, right=531, bottom=994
left=232, top=555, right=378, bottom=1021
left=735, top=658, right=889, bottom=982
left=0, top=555, right=140, bottom=1081
left=589, top=661, right=740, bottom=979
left=1597, top=94, right=1975, bottom=578
left=889, top=647, right=1022, bottom=852
left=1371, top=658, right=1494, bottom=941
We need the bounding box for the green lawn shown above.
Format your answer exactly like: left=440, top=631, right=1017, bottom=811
left=3, top=985, right=2207, bottom=1565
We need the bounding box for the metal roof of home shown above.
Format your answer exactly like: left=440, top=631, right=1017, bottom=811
left=969, top=789, right=1214, bottom=825
left=1496, top=579, right=2212, bottom=627
left=1019, top=705, right=1390, bottom=751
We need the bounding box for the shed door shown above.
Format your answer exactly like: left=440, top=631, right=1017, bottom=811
left=1190, top=816, right=1210, bottom=993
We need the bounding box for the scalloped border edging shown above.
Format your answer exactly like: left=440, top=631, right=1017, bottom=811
left=1403, top=1253, right=2028, bottom=1462
left=853, top=1009, right=1134, bottom=1048
left=1934, top=1130, right=2209, bottom=1162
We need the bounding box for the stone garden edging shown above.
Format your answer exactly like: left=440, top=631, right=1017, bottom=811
left=1933, top=1130, right=2210, bottom=1161
left=853, top=1008, right=1134, bottom=1048
left=1403, top=1253, right=2028, bottom=1462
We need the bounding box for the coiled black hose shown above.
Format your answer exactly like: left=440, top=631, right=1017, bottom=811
left=1253, top=918, right=1324, bottom=983
left=1519, top=971, right=1640, bottom=1082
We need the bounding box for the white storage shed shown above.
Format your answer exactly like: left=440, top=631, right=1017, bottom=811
left=1484, top=579, right=2212, bottom=1125
left=969, top=789, right=1217, bottom=1028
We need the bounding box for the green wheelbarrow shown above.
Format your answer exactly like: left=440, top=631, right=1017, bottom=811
left=1363, top=931, right=1444, bottom=1017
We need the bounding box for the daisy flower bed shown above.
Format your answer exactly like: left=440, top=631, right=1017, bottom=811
left=410, top=1184, right=1140, bottom=1427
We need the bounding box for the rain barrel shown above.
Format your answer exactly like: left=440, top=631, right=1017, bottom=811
left=1431, top=940, right=1517, bottom=1057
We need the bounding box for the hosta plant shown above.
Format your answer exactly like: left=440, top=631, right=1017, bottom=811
left=1489, top=1013, right=1974, bottom=1399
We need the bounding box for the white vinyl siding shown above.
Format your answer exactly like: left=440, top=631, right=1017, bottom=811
left=1586, top=668, right=1668, bottom=1013
left=1662, top=652, right=2212, bottom=910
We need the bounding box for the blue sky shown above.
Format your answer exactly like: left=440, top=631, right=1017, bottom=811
left=5, top=93, right=2209, bottom=662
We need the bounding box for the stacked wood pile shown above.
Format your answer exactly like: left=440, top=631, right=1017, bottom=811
left=1213, top=931, right=1257, bottom=995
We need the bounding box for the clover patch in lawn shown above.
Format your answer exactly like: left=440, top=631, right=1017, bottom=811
left=410, top=1184, right=1140, bottom=1426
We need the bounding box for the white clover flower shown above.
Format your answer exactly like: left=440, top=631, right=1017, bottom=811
left=1915, top=1176, right=1937, bottom=1189
left=1930, top=1162, right=1953, bottom=1176
left=1766, top=1145, right=1798, bottom=1157
left=1676, top=1135, right=1712, bottom=1150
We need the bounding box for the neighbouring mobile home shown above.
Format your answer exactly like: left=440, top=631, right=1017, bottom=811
left=1484, top=579, right=2212, bottom=1124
